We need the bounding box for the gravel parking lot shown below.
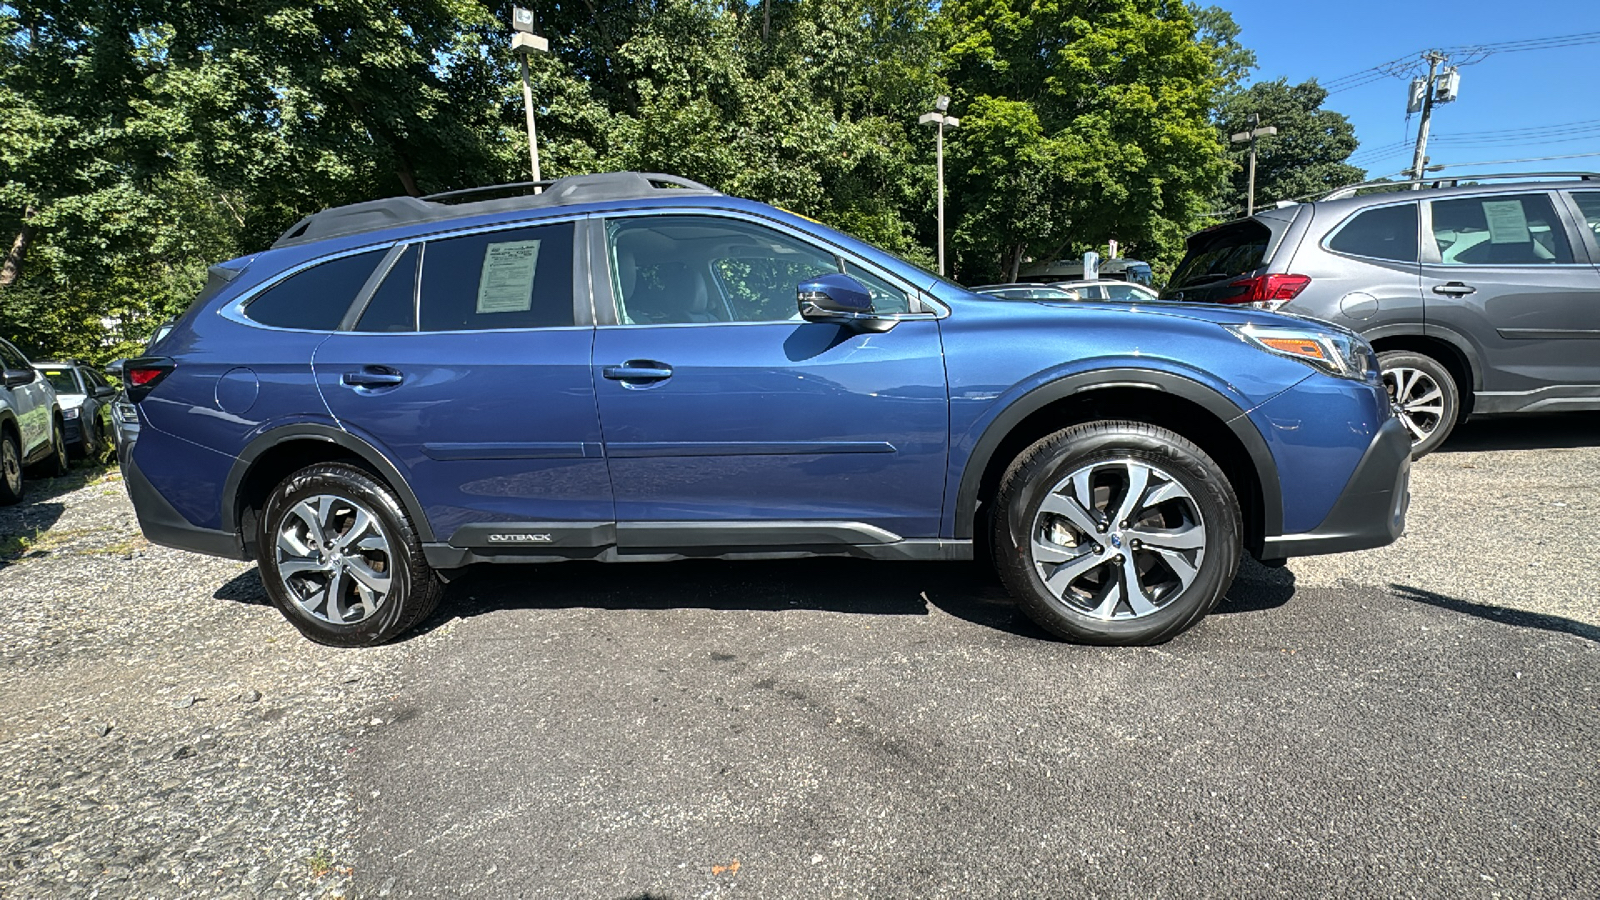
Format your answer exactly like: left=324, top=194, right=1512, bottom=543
left=1, top=414, right=1596, bottom=899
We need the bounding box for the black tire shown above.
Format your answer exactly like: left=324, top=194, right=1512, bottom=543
left=991, top=421, right=1242, bottom=645
left=0, top=429, right=23, bottom=506
left=257, top=462, right=442, bottom=647
left=28, top=419, right=69, bottom=478
left=1378, top=350, right=1459, bottom=459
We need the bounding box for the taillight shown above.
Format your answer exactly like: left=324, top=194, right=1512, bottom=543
left=123, top=357, right=174, bottom=402
left=1219, top=274, right=1311, bottom=308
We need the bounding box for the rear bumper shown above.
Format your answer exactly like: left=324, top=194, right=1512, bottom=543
left=123, top=451, right=250, bottom=561
left=1260, top=417, right=1410, bottom=559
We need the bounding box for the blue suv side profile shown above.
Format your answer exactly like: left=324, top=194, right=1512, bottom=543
left=119, top=172, right=1410, bottom=647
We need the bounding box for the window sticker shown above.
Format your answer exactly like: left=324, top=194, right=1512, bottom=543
left=1482, top=200, right=1532, bottom=244
left=475, top=240, right=541, bottom=313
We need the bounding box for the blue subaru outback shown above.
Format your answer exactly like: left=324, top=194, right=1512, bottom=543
left=118, top=172, right=1410, bottom=647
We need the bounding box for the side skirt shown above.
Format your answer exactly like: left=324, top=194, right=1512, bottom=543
left=422, top=520, right=972, bottom=569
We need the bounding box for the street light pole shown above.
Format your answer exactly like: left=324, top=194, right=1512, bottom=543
left=919, top=96, right=959, bottom=276
left=511, top=8, right=549, bottom=185
left=1229, top=113, right=1276, bottom=217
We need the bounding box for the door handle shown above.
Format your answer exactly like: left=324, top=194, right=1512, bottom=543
left=1432, top=282, right=1476, bottom=297
left=341, top=366, right=404, bottom=388
left=603, top=361, right=673, bottom=383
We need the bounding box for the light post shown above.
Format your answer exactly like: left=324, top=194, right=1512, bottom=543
left=511, top=7, right=550, bottom=185
left=919, top=96, right=959, bottom=276
left=1229, top=113, right=1276, bottom=216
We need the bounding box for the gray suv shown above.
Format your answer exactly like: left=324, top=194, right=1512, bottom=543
left=1164, top=173, right=1600, bottom=456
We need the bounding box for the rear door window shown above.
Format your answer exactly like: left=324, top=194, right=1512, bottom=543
left=418, top=222, right=575, bottom=331
left=1326, top=203, right=1418, bottom=262
left=1429, top=193, right=1574, bottom=265
left=1169, top=219, right=1271, bottom=289
left=244, top=250, right=387, bottom=330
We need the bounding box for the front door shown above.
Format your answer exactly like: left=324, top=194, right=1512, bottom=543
left=1423, top=191, right=1600, bottom=403
left=589, top=213, right=948, bottom=550
left=315, top=219, right=611, bottom=547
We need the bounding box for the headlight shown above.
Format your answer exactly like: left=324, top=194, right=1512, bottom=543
left=1228, top=324, right=1378, bottom=382
left=62, top=407, right=80, bottom=419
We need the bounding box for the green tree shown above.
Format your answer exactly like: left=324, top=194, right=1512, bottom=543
left=1216, top=78, right=1365, bottom=214
left=938, top=0, right=1230, bottom=282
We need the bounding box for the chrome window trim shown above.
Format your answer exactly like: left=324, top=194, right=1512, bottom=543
left=220, top=210, right=592, bottom=334
left=219, top=244, right=394, bottom=334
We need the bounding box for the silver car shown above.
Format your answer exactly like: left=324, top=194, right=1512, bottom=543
left=1164, top=172, right=1600, bottom=456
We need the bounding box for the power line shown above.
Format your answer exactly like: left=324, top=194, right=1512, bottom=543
left=1432, top=151, right=1600, bottom=168
left=1318, top=31, right=1600, bottom=95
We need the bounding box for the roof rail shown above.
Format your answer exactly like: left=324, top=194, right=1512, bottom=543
left=272, top=171, right=722, bottom=249
left=1322, top=171, right=1600, bottom=201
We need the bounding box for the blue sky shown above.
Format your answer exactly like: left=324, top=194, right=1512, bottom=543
left=1222, top=0, right=1600, bottom=179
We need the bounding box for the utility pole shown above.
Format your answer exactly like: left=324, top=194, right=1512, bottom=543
left=511, top=8, right=550, bottom=185
left=1408, top=51, right=1459, bottom=187
left=919, top=96, right=959, bottom=276
left=1229, top=113, right=1276, bottom=217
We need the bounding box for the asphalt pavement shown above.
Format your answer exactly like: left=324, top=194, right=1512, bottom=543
left=350, top=413, right=1600, bottom=900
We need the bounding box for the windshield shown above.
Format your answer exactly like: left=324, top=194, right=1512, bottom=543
left=1169, top=220, right=1270, bottom=289
left=41, top=368, right=82, bottom=394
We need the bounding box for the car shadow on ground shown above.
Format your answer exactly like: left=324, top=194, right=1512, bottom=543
left=0, top=461, right=115, bottom=568
left=1390, top=583, right=1600, bottom=644
left=213, top=567, right=272, bottom=605
left=212, top=552, right=1304, bottom=643
left=417, top=557, right=1053, bottom=640
left=399, top=550, right=1301, bottom=643
left=1440, top=412, right=1600, bottom=452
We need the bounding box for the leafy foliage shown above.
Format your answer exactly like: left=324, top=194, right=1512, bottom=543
left=0, top=0, right=1336, bottom=359
left=1215, top=78, right=1366, bottom=214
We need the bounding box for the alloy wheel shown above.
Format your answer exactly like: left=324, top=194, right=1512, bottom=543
left=1384, top=366, right=1445, bottom=444
left=2, top=438, right=19, bottom=494
left=274, top=493, right=394, bottom=625
left=1029, top=459, right=1206, bottom=620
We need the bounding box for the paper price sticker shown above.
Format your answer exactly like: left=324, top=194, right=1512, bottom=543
left=476, top=240, right=542, bottom=313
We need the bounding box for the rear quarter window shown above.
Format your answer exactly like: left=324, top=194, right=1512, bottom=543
left=1326, top=203, right=1418, bottom=262
left=243, top=250, right=387, bottom=330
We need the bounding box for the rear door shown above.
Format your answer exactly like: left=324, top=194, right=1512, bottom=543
left=315, top=218, right=611, bottom=547
left=1422, top=191, right=1600, bottom=402
left=590, top=211, right=949, bottom=549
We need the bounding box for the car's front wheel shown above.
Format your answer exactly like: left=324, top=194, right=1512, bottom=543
left=1378, top=350, right=1459, bottom=459
left=0, top=429, right=23, bottom=505
left=257, top=463, right=442, bottom=646
left=992, top=421, right=1242, bottom=645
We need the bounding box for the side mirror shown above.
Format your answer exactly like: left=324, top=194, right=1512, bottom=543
left=104, top=359, right=126, bottom=380
left=796, top=273, right=896, bottom=333
left=95, top=385, right=118, bottom=399
left=3, top=368, right=36, bottom=388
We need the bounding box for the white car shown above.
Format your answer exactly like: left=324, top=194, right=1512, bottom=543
left=0, top=337, right=68, bottom=504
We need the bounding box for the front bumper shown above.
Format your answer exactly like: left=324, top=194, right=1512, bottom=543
left=1259, top=416, right=1411, bottom=559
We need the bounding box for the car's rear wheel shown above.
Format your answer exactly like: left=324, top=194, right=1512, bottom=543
left=28, top=420, right=69, bottom=478
left=257, top=463, right=442, bottom=647
left=1378, top=350, right=1458, bottom=459
left=992, top=421, right=1242, bottom=645
left=0, top=430, right=23, bottom=505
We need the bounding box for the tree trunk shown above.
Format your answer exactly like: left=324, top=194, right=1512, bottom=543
left=0, top=209, right=35, bottom=289
left=1007, top=242, right=1026, bottom=283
